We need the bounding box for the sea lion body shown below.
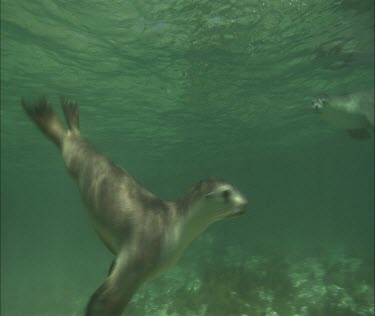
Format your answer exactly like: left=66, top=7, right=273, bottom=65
left=21, top=98, right=248, bottom=316
left=62, top=134, right=172, bottom=256
left=312, top=91, right=374, bottom=139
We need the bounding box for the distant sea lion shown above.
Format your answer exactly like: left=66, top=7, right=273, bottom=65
left=21, top=97, right=248, bottom=316
left=312, top=91, right=374, bottom=139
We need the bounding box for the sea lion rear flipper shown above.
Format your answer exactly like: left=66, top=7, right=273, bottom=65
left=60, top=97, right=80, bottom=133
left=21, top=97, right=66, bottom=147
left=346, top=128, right=371, bottom=140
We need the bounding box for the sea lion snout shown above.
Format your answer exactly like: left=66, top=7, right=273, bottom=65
left=237, top=197, right=248, bottom=210
left=231, top=193, right=248, bottom=217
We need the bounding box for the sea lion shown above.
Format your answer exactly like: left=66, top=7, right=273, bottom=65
left=21, top=97, right=248, bottom=316
left=312, top=91, right=374, bottom=139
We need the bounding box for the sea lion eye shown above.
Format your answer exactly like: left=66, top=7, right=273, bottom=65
left=222, top=189, right=231, bottom=200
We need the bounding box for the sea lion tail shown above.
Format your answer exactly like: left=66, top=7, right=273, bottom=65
left=21, top=97, right=66, bottom=147
left=60, top=96, right=80, bottom=134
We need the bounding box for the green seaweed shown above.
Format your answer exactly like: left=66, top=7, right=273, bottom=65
left=167, top=253, right=296, bottom=316
left=125, top=247, right=374, bottom=316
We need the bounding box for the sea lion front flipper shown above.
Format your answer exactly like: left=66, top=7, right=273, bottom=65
left=346, top=128, right=371, bottom=140
left=107, top=259, right=116, bottom=276
left=85, top=252, right=147, bottom=316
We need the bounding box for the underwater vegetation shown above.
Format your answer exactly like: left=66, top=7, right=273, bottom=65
left=168, top=254, right=295, bottom=316
left=126, top=241, right=374, bottom=316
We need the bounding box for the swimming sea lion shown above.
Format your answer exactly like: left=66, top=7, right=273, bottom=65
left=21, top=97, right=248, bottom=316
left=312, top=91, right=374, bottom=139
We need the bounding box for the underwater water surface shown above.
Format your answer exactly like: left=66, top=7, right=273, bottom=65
left=1, top=0, right=374, bottom=315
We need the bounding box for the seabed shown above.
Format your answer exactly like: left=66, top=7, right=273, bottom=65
left=124, top=238, right=374, bottom=316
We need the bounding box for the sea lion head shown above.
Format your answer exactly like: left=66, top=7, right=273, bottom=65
left=180, top=179, right=248, bottom=223
left=312, top=95, right=329, bottom=113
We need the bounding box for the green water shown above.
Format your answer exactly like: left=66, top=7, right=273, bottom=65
left=1, top=0, right=374, bottom=315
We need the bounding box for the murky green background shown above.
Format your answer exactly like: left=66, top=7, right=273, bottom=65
left=1, top=0, right=374, bottom=315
